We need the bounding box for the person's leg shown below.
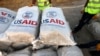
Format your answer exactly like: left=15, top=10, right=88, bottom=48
left=85, top=14, right=95, bottom=24
left=72, top=12, right=95, bottom=33
left=36, top=10, right=42, bottom=39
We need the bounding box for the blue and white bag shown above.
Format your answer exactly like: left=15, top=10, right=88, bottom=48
left=0, top=6, right=39, bottom=44
left=0, top=8, right=16, bottom=33
left=39, top=7, right=76, bottom=45
left=2, top=6, right=39, bottom=44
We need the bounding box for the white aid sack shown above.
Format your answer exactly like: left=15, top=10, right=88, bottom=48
left=4, top=6, right=40, bottom=44
left=0, top=8, right=16, bottom=33
left=57, top=46, right=84, bottom=56
left=0, top=8, right=16, bottom=51
left=32, top=48, right=57, bottom=56
left=7, top=48, right=30, bottom=56
left=6, top=6, right=39, bottom=43
left=88, top=22, right=100, bottom=40
left=39, top=7, right=76, bottom=45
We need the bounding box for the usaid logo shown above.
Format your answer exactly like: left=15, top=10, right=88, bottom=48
left=22, top=11, right=33, bottom=19
left=0, top=16, right=9, bottom=23
left=46, top=11, right=57, bottom=18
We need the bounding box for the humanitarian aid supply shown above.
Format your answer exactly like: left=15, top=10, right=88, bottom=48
left=5, top=6, right=39, bottom=43
left=0, top=8, right=16, bottom=33
left=39, top=7, right=76, bottom=45
left=0, top=8, right=16, bottom=51
left=0, top=6, right=40, bottom=50
left=57, top=46, right=84, bottom=56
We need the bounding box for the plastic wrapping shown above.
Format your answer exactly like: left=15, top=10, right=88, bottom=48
left=0, top=8, right=16, bottom=51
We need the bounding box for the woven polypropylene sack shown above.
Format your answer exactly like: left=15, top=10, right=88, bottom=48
left=39, top=7, right=76, bottom=46
left=7, top=48, right=30, bottom=56
left=5, top=6, right=39, bottom=42
left=0, top=6, right=40, bottom=50
left=32, top=48, right=57, bottom=56
left=57, top=46, right=84, bottom=56
left=0, top=8, right=16, bottom=34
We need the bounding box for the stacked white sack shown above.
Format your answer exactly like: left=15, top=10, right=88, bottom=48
left=39, top=7, right=76, bottom=45
left=32, top=48, right=57, bottom=56
left=57, top=46, right=84, bottom=56
left=0, top=8, right=16, bottom=51
left=7, top=47, right=30, bottom=56
left=0, top=8, right=16, bottom=33
left=4, top=6, right=39, bottom=44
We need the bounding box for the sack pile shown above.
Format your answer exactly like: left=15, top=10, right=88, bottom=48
left=0, top=8, right=16, bottom=34
left=0, top=6, right=83, bottom=56
left=0, top=8, right=16, bottom=51
left=5, top=6, right=40, bottom=50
